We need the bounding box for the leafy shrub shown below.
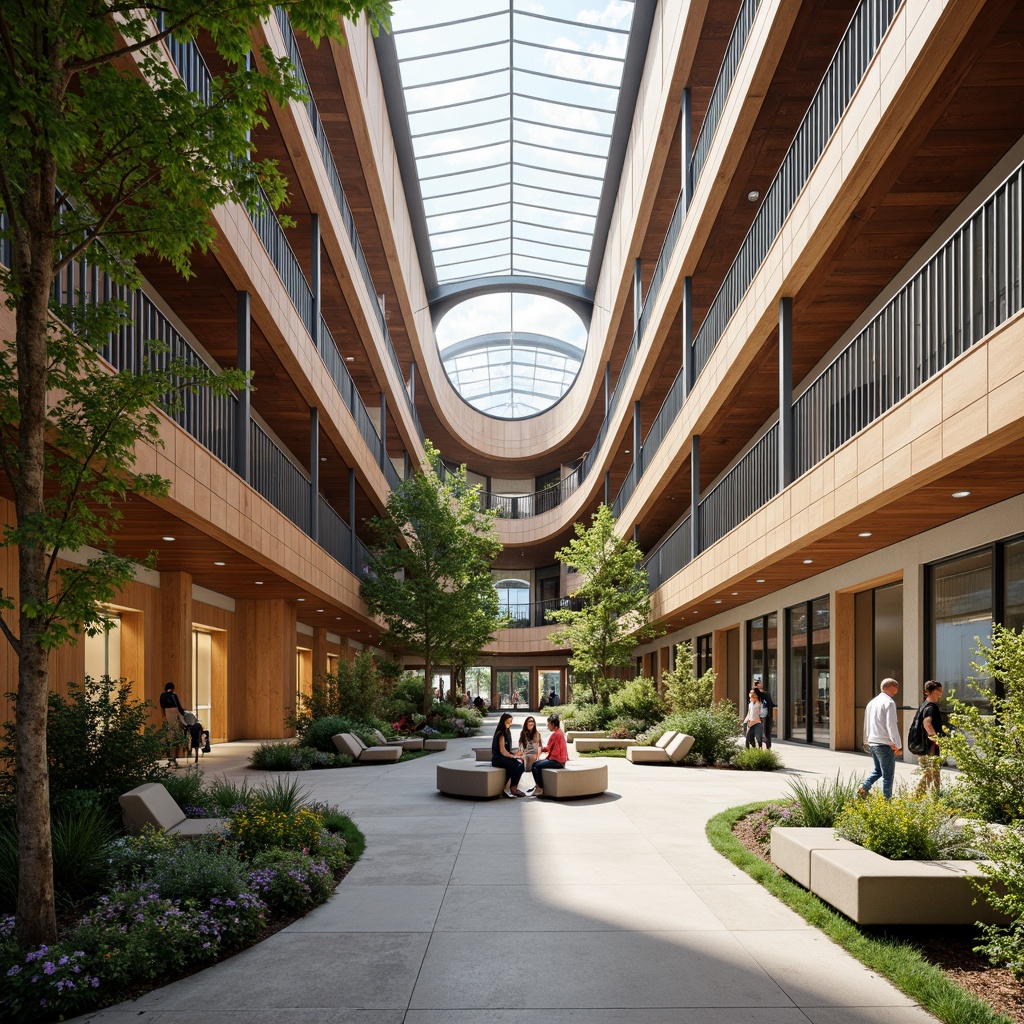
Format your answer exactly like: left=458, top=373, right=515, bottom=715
left=201, top=777, right=251, bottom=817
left=138, top=836, right=250, bottom=907
left=0, top=804, right=116, bottom=911
left=607, top=677, right=665, bottom=727
left=835, top=793, right=976, bottom=860
left=306, top=802, right=366, bottom=861
left=939, top=623, right=1024, bottom=825
left=301, top=715, right=380, bottom=753
left=106, top=828, right=180, bottom=886
left=971, top=823, right=1024, bottom=977
left=0, top=675, right=166, bottom=802
left=248, top=777, right=308, bottom=815
left=230, top=807, right=323, bottom=858
left=733, top=747, right=784, bottom=771
left=160, top=766, right=206, bottom=812
left=662, top=641, right=716, bottom=714
left=561, top=702, right=607, bottom=732
left=744, top=801, right=803, bottom=852
left=248, top=742, right=351, bottom=771
left=248, top=850, right=334, bottom=914
left=606, top=717, right=644, bottom=738
left=676, top=702, right=739, bottom=764
left=786, top=772, right=862, bottom=827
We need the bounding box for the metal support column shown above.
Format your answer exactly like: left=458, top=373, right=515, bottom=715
left=779, top=297, right=794, bottom=490
left=683, top=276, right=693, bottom=396
left=682, top=87, right=693, bottom=210
left=310, top=214, right=321, bottom=337
left=604, top=470, right=610, bottom=508
left=633, top=257, right=642, bottom=328
left=604, top=361, right=611, bottom=414
left=309, top=407, right=319, bottom=543
left=633, top=400, right=643, bottom=478
left=235, top=291, right=251, bottom=481
left=690, top=434, right=700, bottom=559
left=348, top=468, right=357, bottom=568
left=379, top=391, right=388, bottom=474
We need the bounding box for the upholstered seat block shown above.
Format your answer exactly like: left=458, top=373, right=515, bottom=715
left=626, top=746, right=671, bottom=763
left=333, top=733, right=403, bottom=762
left=473, top=746, right=492, bottom=761
left=565, top=731, right=607, bottom=742
left=540, top=763, right=607, bottom=798
left=574, top=738, right=637, bottom=751
left=401, top=738, right=425, bottom=751
left=119, top=783, right=226, bottom=837
left=770, top=827, right=859, bottom=889
left=437, top=761, right=507, bottom=798
left=423, top=738, right=448, bottom=751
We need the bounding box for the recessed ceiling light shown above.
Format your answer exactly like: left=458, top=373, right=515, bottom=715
left=731, top=592, right=738, bottom=596
left=747, top=190, right=760, bottom=201
left=336, top=616, right=341, bottom=620
left=320, top=457, right=327, bottom=462
left=756, top=579, right=765, bottom=583
left=162, top=536, right=175, bottom=542
left=316, top=609, right=324, bottom=613
left=858, top=531, right=872, bottom=538
left=802, top=559, right=814, bottom=565
left=297, top=598, right=305, bottom=602
left=255, top=581, right=264, bottom=585
left=214, top=561, right=226, bottom=566
left=714, top=600, right=722, bottom=604
left=624, top=449, right=630, bottom=454
left=952, top=490, right=971, bottom=498
left=345, top=356, right=355, bottom=363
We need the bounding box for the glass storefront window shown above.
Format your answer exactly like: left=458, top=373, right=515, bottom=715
left=747, top=612, right=778, bottom=700
left=1005, top=537, right=1024, bottom=632
left=786, top=598, right=830, bottom=744
left=930, top=549, right=993, bottom=705
left=696, top=634, right=713, bottom=678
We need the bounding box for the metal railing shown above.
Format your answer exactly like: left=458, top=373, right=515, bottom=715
left=612, top=463, right=637, bottom=518
left=697, top=424, right=778, bottom=551
left=692, top=0, right=901, bottom=379
left=249, top=420, right=311, bottom=532
left=319, top=494, right=354, bottom=568
left=274, top=7, right=423, bottom=444
left=247, top=196, right=316, bottom=336
left=690, top=0, right=764, bottom=190
left=643, top=513, right=692, bottom=591
left=794, top=159, right=1024, bottom=475
left=501, top=596, right=586, bottom=629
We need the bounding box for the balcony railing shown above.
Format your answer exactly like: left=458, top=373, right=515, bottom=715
left=690, top=0, right=764, bottom=191
left=501, top=596, right=585, bottom=629
left=646, top=153, right=1024, bottom=593
left=250, top=420, right=312, bottom=531
left=692, top=0, right=900, bottom=379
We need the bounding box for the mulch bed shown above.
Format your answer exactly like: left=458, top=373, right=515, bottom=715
left=732, top=817, right=1024, bottom=1024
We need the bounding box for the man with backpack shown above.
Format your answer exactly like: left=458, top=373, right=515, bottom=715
left=753, top=678, right=775, bottom=749
left=914, top=680, right=945, bottom=794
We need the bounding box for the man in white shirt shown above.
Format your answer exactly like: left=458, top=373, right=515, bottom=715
left=858, top=678, right=902, bottom=800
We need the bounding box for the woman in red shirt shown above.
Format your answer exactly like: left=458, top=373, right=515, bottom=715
left=531, top=714, right=569, bottom=797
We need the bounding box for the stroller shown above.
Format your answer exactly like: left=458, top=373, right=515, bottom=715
left=180, top=711, right=212, bottom=764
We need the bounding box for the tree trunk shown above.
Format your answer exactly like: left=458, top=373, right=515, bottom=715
left=422, top=658, right=433, bottom=715
left=11, top=158, right=59, bottom=946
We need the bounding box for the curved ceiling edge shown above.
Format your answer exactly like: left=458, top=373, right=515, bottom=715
left=429, top=276, right=593, bottom=330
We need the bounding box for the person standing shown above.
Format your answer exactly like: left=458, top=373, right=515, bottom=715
left=859, top=678, right=902, bottom=799
left=742, top=689, right=763, bottom=748
left=915, top=680, right=945, bottom=794
left=159, top=681, right=185, bottom=767
left=531, top=714, right=568, bottom=797
left=491, top=712, right=526, bottom=798
left=753, top=678, right=775, bottom=748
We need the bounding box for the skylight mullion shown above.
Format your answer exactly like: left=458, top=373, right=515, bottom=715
left=398, top=39, right=507, bottom=64
left=393, top=9, right=506, bottom=36
left=514, top=38, right=626, bottom=63
left=514, top=235, right=592, bottom=256
left=513, top=248, right=588, bottom=269
left=513, top=138, right=608, bottom=161
left=512, top=116, right=612, bottom=139
left=514, top=90, right=618, bottom=115
left=515, top=217, right=593, bottom=238
left=514, top=66, right=621, bottom=92
left=514, top=10, right=630, bottom=34
left=513, top=180, right=602, bottom=201
left=404, top=66, right=507, bottom=92
left=428, top=208, right=510, bottom=231
left=422, top=181, right=510, bottom=202
left=418, top=161, right=508, bottom=183
left=512, top=160, right=604, bottom=183
left=412, top=116, right=509, bottom=140
left=435, top=251, right=513, bottom=270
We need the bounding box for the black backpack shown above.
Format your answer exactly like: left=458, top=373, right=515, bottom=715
left=907, top=703, right=929, bottom=755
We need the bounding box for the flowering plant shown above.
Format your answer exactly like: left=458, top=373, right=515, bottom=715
left=248, top=851, right=334, bottom=914
left=230, top=807, right=323, bottom=858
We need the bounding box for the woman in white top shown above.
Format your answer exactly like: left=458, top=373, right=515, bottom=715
left=743, top=690, right=763, bottom=748
left=517, top=716, right=542, bottom=772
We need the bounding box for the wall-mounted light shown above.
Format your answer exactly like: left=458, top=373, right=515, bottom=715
left=952, top=490, right=971, bottom=498
left=747, top=190, right=760, bottom=201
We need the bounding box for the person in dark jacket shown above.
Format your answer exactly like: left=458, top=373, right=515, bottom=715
left=159, top=682, right=185, bottom=766
left=753, top=678, right=775, bottom=749
left=915, top=679, right=945, bottom=794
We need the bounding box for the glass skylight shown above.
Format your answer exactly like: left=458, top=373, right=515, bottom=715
left=437, top=293, right=586, bottom=417
left=390, top=0, right=635, bottom=287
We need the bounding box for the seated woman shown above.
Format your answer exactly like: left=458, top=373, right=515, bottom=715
left=517, top=716, right=542, bottom=773
left=531, top=714, right=568, bottom=797
left=491, top=712, right=526, bottom=798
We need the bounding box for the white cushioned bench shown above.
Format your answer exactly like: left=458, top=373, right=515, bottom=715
left=437, top=761, right=506, bottom=799
left=333, top=732, right=403, bottom=763
left=626, top=732, right=694, bottom=765
left=574, top=738, right=637, bottom=752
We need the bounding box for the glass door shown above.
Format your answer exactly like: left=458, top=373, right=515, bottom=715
left=785, top=598, right=830, bottom=743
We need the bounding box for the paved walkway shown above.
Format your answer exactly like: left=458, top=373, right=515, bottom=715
left=76, top=722, right=936, bottom=1024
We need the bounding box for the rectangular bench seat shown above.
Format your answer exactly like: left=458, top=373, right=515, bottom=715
left=119, top=783, right=227, bottom=837
left=333, top=733, right=404, bottom=762
left=574, top=738, right=638, bottom=752
left=626, top=732, right=694, bottom=764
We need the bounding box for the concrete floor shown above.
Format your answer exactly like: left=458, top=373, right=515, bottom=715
left=72, top=721, right=938, bottom=1024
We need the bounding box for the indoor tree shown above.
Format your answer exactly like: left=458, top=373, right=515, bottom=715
left=0, top=0, right=390, bottom=946
left=360, top=442, right=506, bottom=715
left=548, top=503, right=665, bottom=706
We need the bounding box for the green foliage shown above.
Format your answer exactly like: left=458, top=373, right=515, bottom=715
left=301, top=715, right=375, bottom=752
left=247, top=777, right=309, bottom=816
left=743, top=801, right=803, bottom=851
left=561, top=702, right=608, bottom=732
left=248, top=849, right=335, bottom=914
left=732, top=747, right=784, bottom=771
left=786, top=772, right=863, bottom=827
left=0, top=675, right=166, bottom=801
left=0, top=804, right=116, bottom=912
left=230, top=807, right=324, bottom=859
left=835, top=793, right=977, bottom=860
left=939, top=624, right=1024, bottom=825
left=662, top=641, right=716, bottom=713
left=607, top=717, right=645, bottom=738
left=607, top=677, right=665, bottom=727
left=548, top=505, right=665, bottom=703
left=360, top=442, right=505, bottom=714
left=971, top=824, right=1024, bottom=977
left=198, top=777, right=251, bottom=817
left=132, top=835, right=250, bottom=907
left=291, top=651, right=390, bottom=734
left=159, top=765, right=207, bottom=811
left=675, top=702, right=740, bottom=765
left=304, top=803, right=366, bottom=861
left=248, top=741, right=351, bottom=771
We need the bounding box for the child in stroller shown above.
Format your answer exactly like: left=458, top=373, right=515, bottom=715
left=180, top=711, right=211, bottom=764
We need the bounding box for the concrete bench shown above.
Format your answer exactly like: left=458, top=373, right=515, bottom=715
left=574, top=738, right=637, bottom=752
left=626, top=732, right=694, bottom=765
left=473, top=746, right=491, bottom=761
left=539, top=762, right=608, bottom=799
left=119, top=783, right=227, bottom=837
left=437, top=761, right=507, bottom=799
left=565, top=730, right=607, bottom=742
left=423, top=738, right=448, bottom=751
left=771, top=827, right=1009, bottom=925
left=333, top=732, right=404, bottom=763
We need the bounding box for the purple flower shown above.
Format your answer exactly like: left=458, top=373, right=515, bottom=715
left=43, top=962, right=56, bottom=975
left=6, top=965, right=19, bottom=977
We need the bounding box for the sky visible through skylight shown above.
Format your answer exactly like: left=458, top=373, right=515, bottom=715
left=390, top=0, right=636, bottom=418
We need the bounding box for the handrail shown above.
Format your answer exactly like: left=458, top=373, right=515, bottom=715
left=500, top=595, right=586, bottom=629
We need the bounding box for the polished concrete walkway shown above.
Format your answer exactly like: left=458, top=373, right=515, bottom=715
left=76, top=722, right=936, bottom=1024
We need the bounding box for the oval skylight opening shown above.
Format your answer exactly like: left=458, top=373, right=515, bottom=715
left=437, top=292, right=587, bottom=419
